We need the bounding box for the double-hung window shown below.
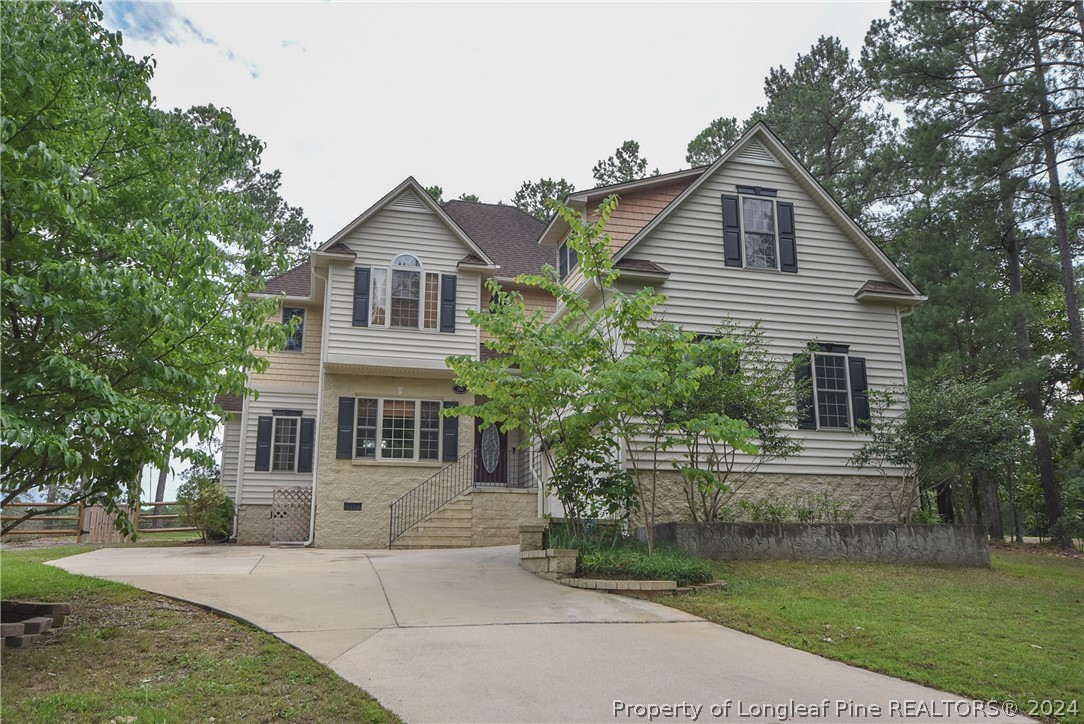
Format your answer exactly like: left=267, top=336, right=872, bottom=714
left=722, top=187, right=798, bottom=273
left=795, top=345, right=870, bottom=432
left=557, top=241, right=578, bottom=280
left=271, top=415, right=301, bottom=470
left=254, top=409, right=315, bottom=473
left=367, top=255, right=442, bottom=330
left=741, top=197, right=778, bottom=269
left=282, top=307, right=304, bottom=352
left=353, top=397, right=443, bottom=462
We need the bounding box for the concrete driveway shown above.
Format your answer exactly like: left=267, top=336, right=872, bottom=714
left=54, top=546, right=994, bottom=723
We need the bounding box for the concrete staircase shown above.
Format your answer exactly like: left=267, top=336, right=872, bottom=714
left=390, top=494, right=472, bottom=549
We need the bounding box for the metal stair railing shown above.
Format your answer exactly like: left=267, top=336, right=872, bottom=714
left=388, top=449, right=476, bottom=548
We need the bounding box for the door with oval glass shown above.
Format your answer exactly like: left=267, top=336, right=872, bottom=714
left=474, top=420, right=508, bottom=485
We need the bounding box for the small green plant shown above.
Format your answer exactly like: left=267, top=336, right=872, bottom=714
left=736, top=493, right=855, bottom=523
left=579, top=544, right=713, bottom=586
left=176, top=466, right=233, bottom=543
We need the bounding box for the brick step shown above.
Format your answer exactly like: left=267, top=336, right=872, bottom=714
left=391, top=538, right=473, bottom=549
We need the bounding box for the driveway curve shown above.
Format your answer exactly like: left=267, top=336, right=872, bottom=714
left=54, top=545, right=997, bottom=723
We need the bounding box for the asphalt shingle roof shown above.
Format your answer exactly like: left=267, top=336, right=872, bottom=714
left=442, top=201, right=549, bottom=278
left=264, top=260, right=312, bottom=297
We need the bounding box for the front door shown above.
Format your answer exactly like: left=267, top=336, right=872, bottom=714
left=474, top=422, right=508, bottom=485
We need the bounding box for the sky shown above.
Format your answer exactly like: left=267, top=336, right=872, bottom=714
left=103, top=0, right=893, bottom=499
left=102, top=1, right=892, bottom=246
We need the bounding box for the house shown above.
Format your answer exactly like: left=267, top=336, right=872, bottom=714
left=219, top=124, right=923, bottom=548
left=219, top=181, right=552, bottom=548
left=536, top=124, right=924, bottom=524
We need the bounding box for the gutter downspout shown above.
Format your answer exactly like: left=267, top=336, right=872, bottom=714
left=304, top=264, right=332, bottom=547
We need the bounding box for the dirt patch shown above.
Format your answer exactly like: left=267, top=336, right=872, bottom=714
left=989, top=540, right=1084, bottom=560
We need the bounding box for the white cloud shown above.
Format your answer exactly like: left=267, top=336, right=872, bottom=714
left=102, top=1, right=891, bottom=245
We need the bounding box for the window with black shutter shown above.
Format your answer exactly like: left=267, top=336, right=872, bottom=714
left=796, top=345, right=870, bottom=432
left=722, top=187, right=798, bottom=273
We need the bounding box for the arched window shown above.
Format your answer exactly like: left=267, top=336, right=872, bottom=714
left=369, top=254, right=440, bottom=330
left=392, top=254, right=421, bottom=268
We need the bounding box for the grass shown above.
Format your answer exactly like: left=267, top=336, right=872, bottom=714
left=1, top=547, right=400, bottom=723
left=664, top=550, right=1083, bottom=718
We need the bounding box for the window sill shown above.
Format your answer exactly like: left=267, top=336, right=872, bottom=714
left=740, top=266, right=785, bottom=274
left=349, top=459, right=444, bottom=468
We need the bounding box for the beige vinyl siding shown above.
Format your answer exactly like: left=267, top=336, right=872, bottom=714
left=251, top=305, right=322, bottom=387
left=238, top=387, right=318, bottom=506
left=220, top=416, right=241, bottom=500
left=627, top=158, right=908, bottom=476
left=324, top=204, right=480, bottom=365
left=481, top=285, right=555, bottom=345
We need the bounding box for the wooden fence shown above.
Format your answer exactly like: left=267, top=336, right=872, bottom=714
left=1, top=501, right=196, bottom=544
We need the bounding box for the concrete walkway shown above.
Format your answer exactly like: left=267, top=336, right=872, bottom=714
left=54, top=546, right=997, bottom=723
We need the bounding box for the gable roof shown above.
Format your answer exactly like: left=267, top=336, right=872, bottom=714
left=442, top=201, right=548, bottom=278
left=611, top=123, right=922, bottom=299
left=318, top=177, right=497, bottom=268
left=264, top=260, right=312, bottom=297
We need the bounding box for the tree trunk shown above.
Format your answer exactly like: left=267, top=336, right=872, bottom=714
left=982, top=473, right=1005, bottom=541
left=1029, top=21, right=1084, bottom=373
left=936, top=481, right=955, bottom=523
left=154, top=435, right=173, bottom=504
left=994, top=132, right=1070, bottom=548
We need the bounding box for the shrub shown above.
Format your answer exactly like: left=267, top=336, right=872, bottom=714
left=579, top=545, right=714, bottom=586
left=177, top=467, right=233, bottom=543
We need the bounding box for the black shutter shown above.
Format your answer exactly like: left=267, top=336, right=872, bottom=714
left=442, top=401, right=459, bottom=461
left=255, top=416, right=273, bottom=471
left=778, top=201, right=798, bottom=273
left=440, top=274, right=457, bottom=333
left=794, top=353, right=816, bottom=430
left=849, top=357, right=870, bottom=431
left=298, top=418, right=315, bottom=472
left=352, top=267, right=370, bottom=327
left=722, top=195, right=742, bottom=267
left=336, top=397, right=355, bottom=459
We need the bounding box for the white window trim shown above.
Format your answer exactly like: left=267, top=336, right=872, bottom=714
left=739, top=195, right=780, bottom=271
left=353, top=396, right=442, bottom=462
left=271, top=414, right=302, bottom=472
left=810, top=351, right=852, bottom=431
left=368, top=254, right=442, bottom=331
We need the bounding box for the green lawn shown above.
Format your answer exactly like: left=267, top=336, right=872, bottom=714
left=665, top=550, right=1083, bottom=719
left=1, top=547, right=400, bottom=723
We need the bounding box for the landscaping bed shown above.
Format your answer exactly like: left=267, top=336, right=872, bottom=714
left=1, top=546, right=400, bottom=723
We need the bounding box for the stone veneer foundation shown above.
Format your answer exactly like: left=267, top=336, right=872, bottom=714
left=640, top=470, right=912, bottom=525
left=313, top=372, right=476, bottom=549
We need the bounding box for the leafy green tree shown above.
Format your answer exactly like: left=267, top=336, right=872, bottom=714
left=865, top=0, right=1082, bottom=546
left=591, top=140, right=659, bottom=187
left=177, top=465, right=234, bottom=543
left=685, top=117, right=743, bottom=167
left=457, top=193, right=480, bottom=203
left=0, top=2, right=304, bottom=532
left=511, top=177, right=576, bottom=221
left=851, top=378, right=1027, bottom=529
left=424, top=185, right=443, bottom=203
left=448, top=196, right=760, bottom=552
left=749, top=36, right=898, bottom=224
left=668, top=322, right=802, bottom=522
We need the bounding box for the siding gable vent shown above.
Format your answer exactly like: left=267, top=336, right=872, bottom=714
left=390, top=191, right=428, bottom=212
left=735, top=139, right=781, bottom=167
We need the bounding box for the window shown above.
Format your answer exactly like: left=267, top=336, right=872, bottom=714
left=813, top=353, right=850, bottom=429
left=741, top=197, right=778, bottom=269
left=795, top=345, right=870, bottom=432
left=558, top=241, right=578, bottom=280
left=366, top=255, right=444, bottom=330
left=722, top=190, right=798, bottom=273
left=272, top=416, right=300, bottom=471
left=282, top=307, right=304, bottom=352
left=353, top=397, right=443, bottom=462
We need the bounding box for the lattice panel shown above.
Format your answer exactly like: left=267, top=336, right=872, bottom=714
left=271, top=488, right=312, bottom=543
